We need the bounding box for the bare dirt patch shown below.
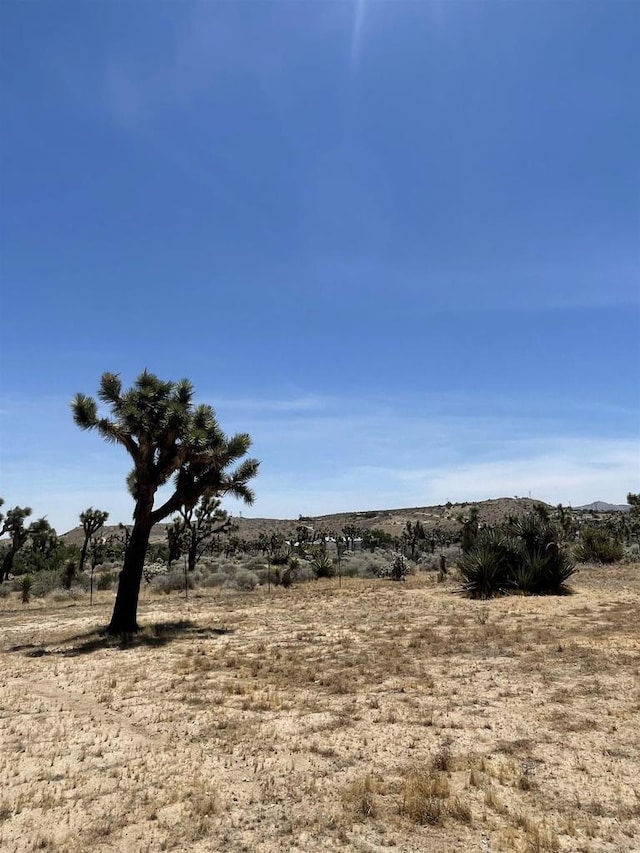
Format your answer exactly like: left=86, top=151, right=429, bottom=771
left=1, top=564, right=639, bottom=852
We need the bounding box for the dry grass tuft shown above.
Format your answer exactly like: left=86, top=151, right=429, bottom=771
left=342, top=774, right=383, bottom=819
left=400, top=765, right=451, bottom=825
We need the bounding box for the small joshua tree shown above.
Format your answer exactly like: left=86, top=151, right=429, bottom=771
left=78, top=508, right=109, bottom=574
left=1, top=505, right=32, bottom=582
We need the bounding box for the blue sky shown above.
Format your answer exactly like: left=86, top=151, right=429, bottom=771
left=1, top=0, right=638, bottom=533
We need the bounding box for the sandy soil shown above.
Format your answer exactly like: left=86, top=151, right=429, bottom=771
left=1, top=564, right=639, bottom=853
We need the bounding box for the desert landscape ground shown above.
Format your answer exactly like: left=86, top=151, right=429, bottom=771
left=1, top=561, right=638, bottom=853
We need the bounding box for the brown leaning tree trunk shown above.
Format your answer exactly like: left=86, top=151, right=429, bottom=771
left=107, top=503, right=154, bottom=635
left=78, top=538, right=89, bottom=574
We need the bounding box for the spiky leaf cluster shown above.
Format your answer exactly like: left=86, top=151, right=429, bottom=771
left=574, top=527, right=624, bottom=564
left=80, top=507, right=109, bottom=537
left=0, top=505, right=32, bottom=548
left=459, top=512, right=575, bottom=599
left=72, top=371, right=259, bottom=524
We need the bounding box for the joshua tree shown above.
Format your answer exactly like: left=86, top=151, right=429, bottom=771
left=166, top=517, right=186, bottom=568
left=173, top=495, right=232, bottom=573
left=402, top=520, right=426, bottom=560
left=459, top=506, right=480, bottom=554
left=0, top=505, right=32, bottom=581
left=28, top=518, right=60, bottom=566
left=72, top=371, right=259, bottom=634
left=342, top=524, right=360, bottom=551
left=79, top=508, right=109, bottom=573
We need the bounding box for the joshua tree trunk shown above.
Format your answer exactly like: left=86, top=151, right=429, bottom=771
left=188, top=537, right=197, bottom=574
left=107, top=498, right=154, bottom=634
left=78, top=539, right=89, bottom=574
left=1, top=553, right=11, bottom=583
left=1, top=547, right=18, bottom=583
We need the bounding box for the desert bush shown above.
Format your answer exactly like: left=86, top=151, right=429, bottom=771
left=336, top=556, right=360, bottom=578
left=253, top=567, right=270, bottom=586
left=375, top=554, right=410, bottom=580
left=30, top=570, right=64, bottom=598
left=201, top=572, right=227, bottom=588
left=226, top=568, right=259, bottom=591
left=342, top=550, right=395, bottom=578
left=143, top=562, right=167, bottom=583
left=244, top=556, right=268, bottom=571
left=151, top=570, right=194, bottom=594
left=216, top=562, right=239, bottom=576
left=96, top=571, right=117, bottom=591
left=625, top=543, right=640, bottom=562
left=418, top=545, right=463, bottom=571
left=574, top=527, right=624, bottom=564
left=459, top=513, right=574, bottom=599
left=294, top=561, right=315, bottom=583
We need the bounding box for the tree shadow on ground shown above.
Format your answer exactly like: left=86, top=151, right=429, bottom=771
left=7, top=620, right=233, bottom=657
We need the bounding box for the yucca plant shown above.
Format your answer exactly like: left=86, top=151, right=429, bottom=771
left=511, top=552, right=541, bottom=594
left=459, top=529, right=515, bottom=599
left=310, top=547, right=335, bottom=579
left=459, top=513, right=575, bottom=599
left=539, top=548, right=575, bottom=590
left=574, top=527, right=624, bottom=564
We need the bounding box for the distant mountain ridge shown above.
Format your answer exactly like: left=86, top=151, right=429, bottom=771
left=574, top=501, right=630, bottom=513
left=60, top=496, right=633, bottom=545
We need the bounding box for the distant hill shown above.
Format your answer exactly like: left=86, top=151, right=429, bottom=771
left=574, top=501, right=631, bottom=513
left=61, top=496, right=551, bottom=544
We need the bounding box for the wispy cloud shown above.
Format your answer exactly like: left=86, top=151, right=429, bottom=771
left=239, top=436, right=637, bottom=519
left=2, top=390, right=637, bottom=532
left=349, top=0, right=367, bottom=76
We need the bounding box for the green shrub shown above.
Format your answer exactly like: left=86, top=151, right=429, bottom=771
left=459, top=513, right=574, bottom=599
left=574, top=527, right=624, bottom=564
left=30, top=570, right=64, bottom=598
left=459, top=536, right=514, bottom=599
left=310, top=549, right=335, bottom=579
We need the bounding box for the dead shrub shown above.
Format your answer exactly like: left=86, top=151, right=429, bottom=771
left=400, top=767, right=450, bottom=825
